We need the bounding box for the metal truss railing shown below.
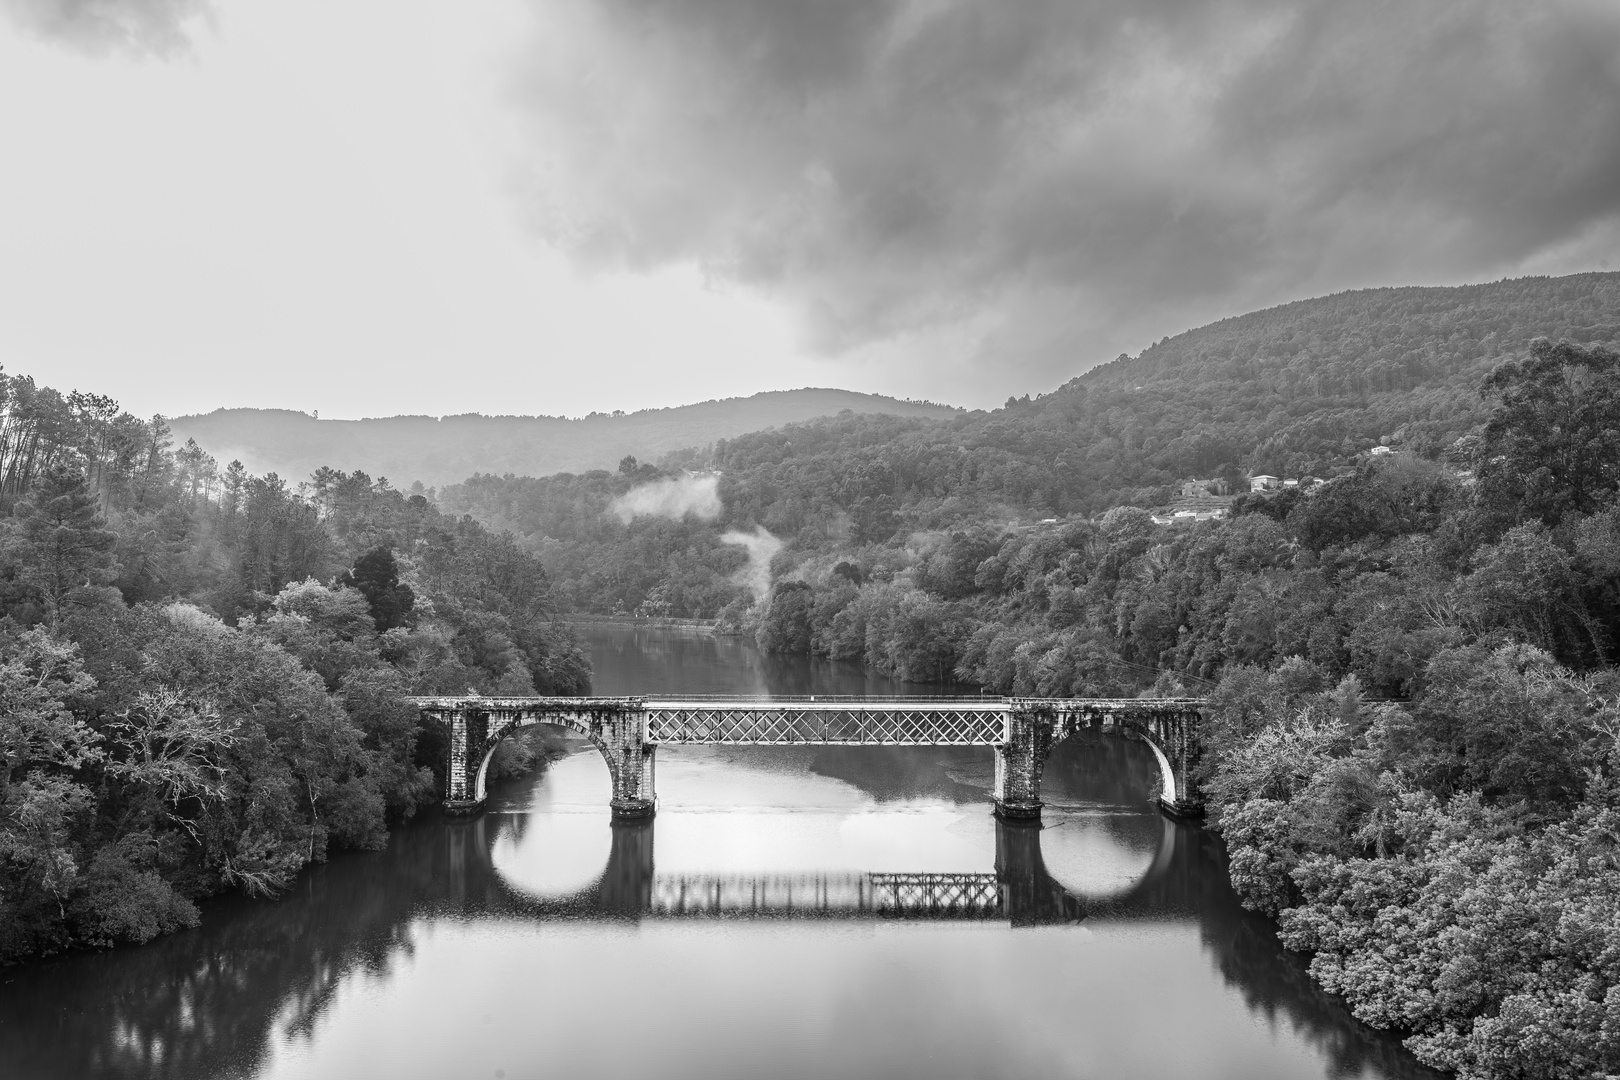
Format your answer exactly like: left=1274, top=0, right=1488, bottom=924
left=645, top=703, right=1006, bottom=745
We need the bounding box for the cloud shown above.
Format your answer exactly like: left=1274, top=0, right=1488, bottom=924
left=1, top=0, right=209, bottom=56
left=609, top=472, right=723, bottom=523
left=510, top=0, right=1620, bottom=382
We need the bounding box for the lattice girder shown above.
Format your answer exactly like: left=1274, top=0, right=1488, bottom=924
left=643, top=700, right=1006, bottom=745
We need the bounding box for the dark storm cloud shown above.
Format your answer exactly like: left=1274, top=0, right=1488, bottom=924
left=514, top=0, right=1620, bottom=373
left=2, top=0, right=208, bottom=56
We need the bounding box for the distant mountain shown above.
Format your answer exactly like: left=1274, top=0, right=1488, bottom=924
left=169, top=389, right=957, bottom=489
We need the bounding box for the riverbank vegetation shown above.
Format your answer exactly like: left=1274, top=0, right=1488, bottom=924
left=0, top=374, right=587, bottom=964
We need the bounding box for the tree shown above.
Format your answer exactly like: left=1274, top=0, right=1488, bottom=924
left=9, top=463, right=119, bottom=628
left=1474, top=338, right=1620, bottom=524
left=338, top=547, right=415, bottom=632
left=0, top=629, right=101, bottom=951
left=758, top=581, right=815, bottom=653
left=0, top=628, right=99, bottom=797
left=1387, top=643, right=1599, bottom=816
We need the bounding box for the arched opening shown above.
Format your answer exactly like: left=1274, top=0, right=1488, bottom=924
left=482, top=719, right=616, bottom=900
left=1043, top=724, right=1175, bottom=807
left=474, top=716, right=611, bottom=805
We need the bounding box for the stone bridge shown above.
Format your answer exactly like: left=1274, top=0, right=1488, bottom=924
left=411, top=694, right=1206, bottom=820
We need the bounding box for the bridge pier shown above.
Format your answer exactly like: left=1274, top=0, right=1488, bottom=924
left=992, top=707, right=1053, bottom=820
left=601, top=712, right=657, bottom=820
left=443, top=707, right=489, bottom=815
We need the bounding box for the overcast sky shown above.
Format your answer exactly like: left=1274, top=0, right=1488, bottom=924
left=2, top=0, right=1617, bottom=420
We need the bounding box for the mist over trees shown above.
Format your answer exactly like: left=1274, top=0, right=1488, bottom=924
left=0, top=370, right=588, bottom=964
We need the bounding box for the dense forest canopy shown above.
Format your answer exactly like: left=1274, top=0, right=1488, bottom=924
left=0, top=369, right=587, bottom=964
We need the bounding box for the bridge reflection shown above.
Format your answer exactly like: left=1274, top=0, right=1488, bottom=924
left=474, top=816, right=1180, bottom=926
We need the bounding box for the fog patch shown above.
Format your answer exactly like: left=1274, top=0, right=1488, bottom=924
left=721, top=526, right=784, bottom=607
left=610, top=473, right=721, bottom=524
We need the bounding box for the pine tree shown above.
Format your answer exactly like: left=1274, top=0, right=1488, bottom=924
left=11, top=463, right=119, bottom=628
left=339, top=547, right=415, bottom=631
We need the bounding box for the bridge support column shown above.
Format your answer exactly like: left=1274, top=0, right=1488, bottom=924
left=443, top=708, right=489, bottom=815
left=602, top=709, right=657, bottom=820
left=993, top=707, right=1054, bottom=821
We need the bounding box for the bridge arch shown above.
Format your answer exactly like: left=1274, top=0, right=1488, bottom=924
left=427, top=700, right=656, bottom=818
left=1056, top=703, right=1200, bottom=816
left=471, top=711, right=611, bottom=805
left=991, top=700, right=1202, bottom=820
left=1045, top=721, right=1178, bottom=806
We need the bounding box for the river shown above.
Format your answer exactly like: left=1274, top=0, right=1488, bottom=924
left=0, top=626, right=1441, bottom=1080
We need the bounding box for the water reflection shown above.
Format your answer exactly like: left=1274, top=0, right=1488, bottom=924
left=0, top=803, right=1441, bottom=1080
left=483, top=749, right=1164, bottom=922
left=0, top=627, right=1445, bottom=1080
left=491, top=813, right=1084, bottom=923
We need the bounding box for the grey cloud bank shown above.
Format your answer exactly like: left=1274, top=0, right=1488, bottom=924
left=2, top=0, right=209, bottom=54
left=513, top=0, right=1620, bottom=388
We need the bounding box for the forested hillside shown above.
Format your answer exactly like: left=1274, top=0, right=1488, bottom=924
left=170, top=388, right=956, bottom=490
left=0, top=371, right=587, bottom=964
left=441, top=272, right=1620, bottom=618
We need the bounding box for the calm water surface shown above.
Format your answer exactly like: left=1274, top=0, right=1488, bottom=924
left=0, top=627, right=1440, bottom=1080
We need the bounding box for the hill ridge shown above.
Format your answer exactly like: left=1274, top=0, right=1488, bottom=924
left=170, top=387, right=958, bottom=488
